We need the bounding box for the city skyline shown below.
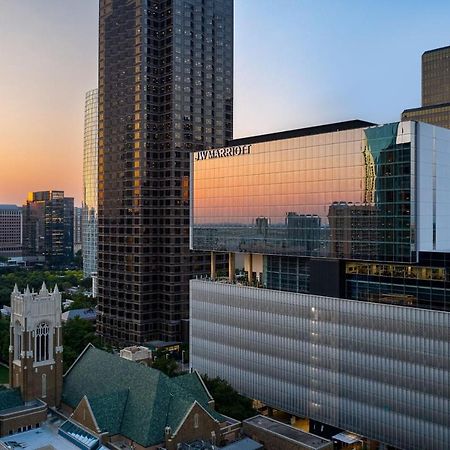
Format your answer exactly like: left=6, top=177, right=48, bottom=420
left=1, top=0, right=450, bottom=205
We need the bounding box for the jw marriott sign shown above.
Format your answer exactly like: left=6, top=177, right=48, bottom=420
left=194, top=144, right=252, bottom=161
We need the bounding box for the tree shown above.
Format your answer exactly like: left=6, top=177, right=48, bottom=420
left=202, top=375, right=256, bottom=421
left=152, top=354, right=178, bottom=377
left=64, top=292, right=96, bottom=311
left=0, top=317, right=9, bottom=363
left=62, top=317, right=101, bottom=371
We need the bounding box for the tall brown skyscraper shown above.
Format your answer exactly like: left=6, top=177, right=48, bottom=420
left=402, top=45, right=450, bottom=128
left=97, top=0, right=233, bottom=344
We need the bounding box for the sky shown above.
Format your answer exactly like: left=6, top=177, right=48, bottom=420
left=1, top=0, right=450, bottom=205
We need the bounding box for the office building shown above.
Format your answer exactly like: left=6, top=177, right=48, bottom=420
left=0, top=205, right=22, bottom=257
left=22, top=191, right=74, bottom=265
left=82, top=88, right=98, bottom=279
left=190, top=120, right=450, bottom=450
left=402, top=45, right=450, bottom=128
left=73, top=206, right=82, bottom=254
left=97, top=0, right=233, bottom=344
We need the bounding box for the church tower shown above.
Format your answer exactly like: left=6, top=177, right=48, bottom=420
left=9, top=283, right=63, bottom=407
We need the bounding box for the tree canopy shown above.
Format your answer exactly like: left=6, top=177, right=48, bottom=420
left=0, top=268, right=83, bottom=306
left=202, top=375, right=256, bottom=421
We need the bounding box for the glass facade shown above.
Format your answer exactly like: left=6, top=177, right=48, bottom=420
left=98, top=0, right=233, bottom=344
left=345, top=256, right=450, bottom=311
left=22, top=191, right=73, bottom=264
left=82, top=89, right=98, bottom=279
left=193, top=121, right=416, bottom=262
left=422, top=45, right=450, bottom=107
left=190, top=280, right=450, bottom=450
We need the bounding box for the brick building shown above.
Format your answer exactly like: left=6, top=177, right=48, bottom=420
left=0, top=283, right=241, bottom=449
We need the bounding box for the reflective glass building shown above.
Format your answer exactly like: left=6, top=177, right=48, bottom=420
left=98, top=0, right=233, bottom=344
left=22, top=191, right=74, bottom=265
left=402, top=45, right=450, bottom=129
left=82, top=89, right=98, bottom=279
left=190, top=120, right=450, bottom=449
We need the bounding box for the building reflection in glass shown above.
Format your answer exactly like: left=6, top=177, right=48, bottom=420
left=192, top=122, right=415, bottom=262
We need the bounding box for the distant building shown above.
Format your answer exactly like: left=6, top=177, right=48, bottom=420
left=402, top=45, right=450, bottom=128
left=82, top=88, right=98, bottom=279
left=22, top=191, right=74, bottom=265
left=73, top=206, right=82, bottom=254
left=119, top=345, right=153, bottom=365
left=0, top=205, right=22, bottom=257
left=61, top=308, right=96, bottom=323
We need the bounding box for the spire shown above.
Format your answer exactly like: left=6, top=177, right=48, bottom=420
left=53, top=284, right=59, bottom=294
left=24, top=285, right=31, bottom=295
left=39, top=281, right=48, bottom=296
left=12, top=284, right=19, bottom=294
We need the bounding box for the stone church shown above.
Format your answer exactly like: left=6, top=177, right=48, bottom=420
left=0, top=284, right=241, bottom=449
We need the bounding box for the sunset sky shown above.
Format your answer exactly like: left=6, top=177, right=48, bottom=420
left=1, top=0, right=450, bottom=205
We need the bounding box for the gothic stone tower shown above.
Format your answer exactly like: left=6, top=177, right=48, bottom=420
left=9, top=283, right=63, bottom=407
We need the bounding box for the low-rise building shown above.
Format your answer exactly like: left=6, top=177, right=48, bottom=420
left=0, top=283, right=243, bottom=449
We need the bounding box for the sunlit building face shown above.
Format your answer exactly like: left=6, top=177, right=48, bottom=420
left=82, top=88, right=98, bottom=279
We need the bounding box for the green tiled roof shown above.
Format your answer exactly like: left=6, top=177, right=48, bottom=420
left=0, top=388, right=23, bottom=411
left=62, top=346, right=224, bottom=447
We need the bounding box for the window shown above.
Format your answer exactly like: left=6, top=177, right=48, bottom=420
left=14, top=321, right=22, bottom=360
left=194, top=413, right=199, bottom=429
left=35, top=323, right=50, bottom=363
left=41, top=374, right=47, bottom=398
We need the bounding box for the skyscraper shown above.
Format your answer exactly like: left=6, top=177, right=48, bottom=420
left=82, top=89, right=98, bottom=279
left=22, top=191, right=74, bottom=265
left=97, top=0, right=233, bottom=344
left=402, top=45, right=450, bottom=128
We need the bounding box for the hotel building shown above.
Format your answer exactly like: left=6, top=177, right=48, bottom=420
left=190, top=120, right=450, bottom=449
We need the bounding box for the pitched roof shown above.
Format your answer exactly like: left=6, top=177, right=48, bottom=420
left=62, top=346, right=224, bottom=447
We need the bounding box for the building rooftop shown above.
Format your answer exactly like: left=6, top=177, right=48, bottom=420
left=0, top=205, right=20, bottom=211
left=62, top=345, right=223, bottom=448
left=402, top=102, right=450, bottom=114
left=61, top=308, right=96, bottom=322
left=221, top=437, right=263, bottom=450
left=244, top=416, right=331, bottom=450
left=230, top=120, right=376, bottom=146
left=0, top=421, right=80, bottom=450
left=423, top=45, right=450, bottom=56
left=145, top=340, right=181, bottom=350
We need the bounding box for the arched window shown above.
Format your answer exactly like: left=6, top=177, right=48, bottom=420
left=41, top=374, right=47, bottom=398
left=194, top=413, right=199, bottom=429
left=35, top=323, right=50, bottom=363
left=14, top=321, right=22, bottom=360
